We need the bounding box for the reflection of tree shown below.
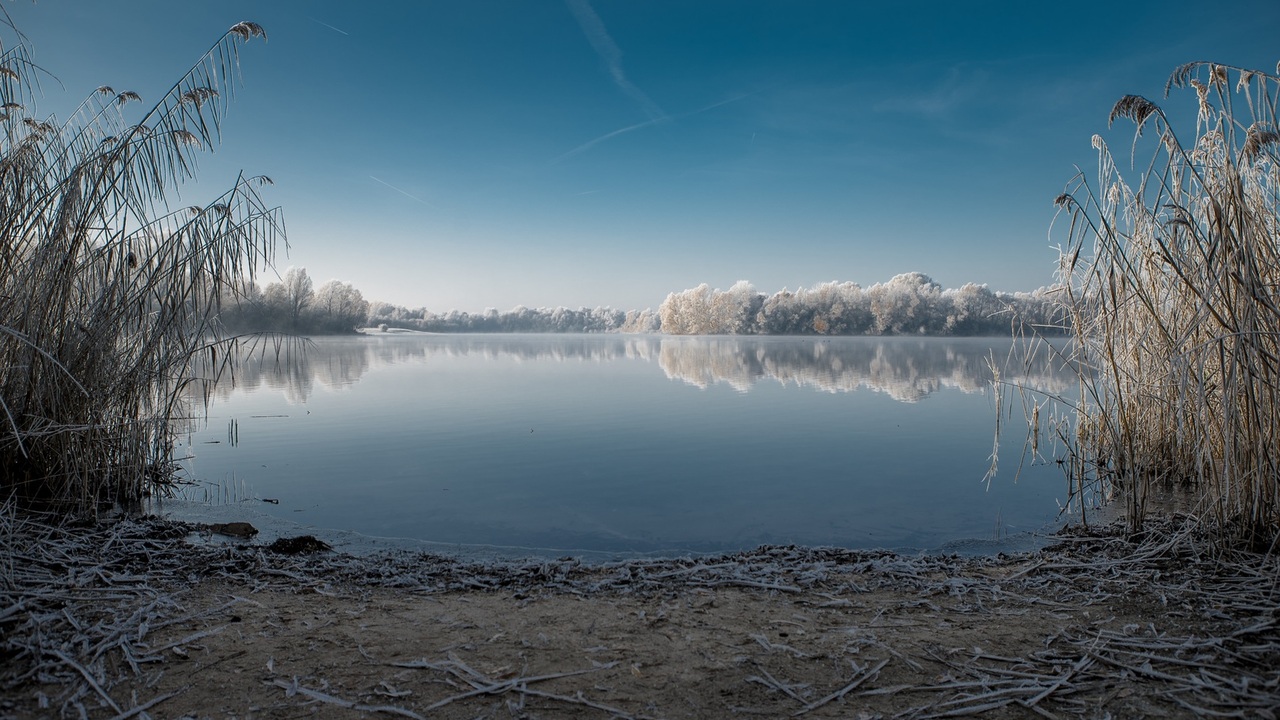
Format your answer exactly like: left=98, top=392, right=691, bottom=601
left=659, top=337, right=1077, bottom=402
left=404, top=335, right=663, bottom=363
left=266, top=355, right=317, bottom=405
left=188, top=335, right=666, bottom=404
left=185, top=335, right=1076, bottom=407
left=310, top=344, right=374, bottom=390
left=657, top=337, right=762, bottom=392
left=189, top=338, right=361, bottom=405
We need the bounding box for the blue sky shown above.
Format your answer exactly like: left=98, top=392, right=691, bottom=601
left=10, top=1, right=1280, bottom=311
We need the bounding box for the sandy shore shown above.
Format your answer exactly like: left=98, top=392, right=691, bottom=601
left=2, top=515, right=1276, bottom=719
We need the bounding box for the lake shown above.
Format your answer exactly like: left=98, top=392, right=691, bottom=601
left=164, top=334, right=1078, bottom=560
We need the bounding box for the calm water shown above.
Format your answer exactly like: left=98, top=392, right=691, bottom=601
left=168, top=334, right=1077, bottom=558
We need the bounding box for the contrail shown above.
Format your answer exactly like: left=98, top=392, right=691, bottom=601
left=553, top=92, right=755, bottom=163
left=551, top=117, right=662, bottom=164
left=369, top=176, right=434, bottom=207
left=565, top=0, right=665, bottom=121
left=691, top=92, right=756, bottom=114
left=308, top=16, right=350, bottom=36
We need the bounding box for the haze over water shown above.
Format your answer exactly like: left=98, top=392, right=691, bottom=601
left=173, top=334, right=1077, bottom=559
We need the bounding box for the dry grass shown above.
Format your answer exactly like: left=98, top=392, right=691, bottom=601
left=0, top=21, right=282, bottom=511
left=1049, top=60, right=1280, bottom=547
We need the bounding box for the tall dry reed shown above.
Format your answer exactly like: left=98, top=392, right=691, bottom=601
left=0, top=21, right=283, bottom=510
left=1052, top=61, right=1280, bottom=547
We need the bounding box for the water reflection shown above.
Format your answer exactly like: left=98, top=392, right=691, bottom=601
left=177, top=333, right=1077, bottom=556
left=199, top=333, right=1076, bottom=405
left=658, top=336, right=1076, bottom=402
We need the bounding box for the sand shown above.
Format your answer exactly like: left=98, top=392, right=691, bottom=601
left=2, top=516, right=1276, bottom=719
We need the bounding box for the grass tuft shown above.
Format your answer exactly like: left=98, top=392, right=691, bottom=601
left=0, top=22, right=283, bottom=512
left=1049, top=60, right=1280, bottom=548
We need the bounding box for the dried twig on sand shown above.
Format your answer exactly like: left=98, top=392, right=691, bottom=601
left=3, top=507, right=1277, bottom=718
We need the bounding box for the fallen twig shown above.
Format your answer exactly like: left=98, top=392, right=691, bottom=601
left=269, top=677, right=425, bottom=719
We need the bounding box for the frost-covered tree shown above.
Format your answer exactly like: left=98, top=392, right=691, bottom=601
left=756, top=290, right=805, bottom=334
left=217, top=278, right=270, bottom=331
left=1007, top=287, right=1066, bottom=332
left=867, top=272, right=944, bottom=335
left=312, top=279, right=369, bottom=333
left=366, top=300, right=401, bottom=323
left=659, top=283, right=712, bottom=334
left=620, top=308, right=661, bottom=333
left=800, top=281, right=871, bottom=334
left=710, top=280, right=763, bottom=334
left=942, top=283, right=1005, bottom=334
left=658, top=282, right=763, bottom=334
left=264, top=267, right=314, bottom=330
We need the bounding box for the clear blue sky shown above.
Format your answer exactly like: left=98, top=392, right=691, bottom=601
left=11, top=1, right=1279, bottom=312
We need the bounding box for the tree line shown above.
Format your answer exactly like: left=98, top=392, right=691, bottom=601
left=365, top=302, right=661, bottom=334
left=659, top=274, right=1066, bottom=335
left=218, top=267, right=662, bottom=334
left=219, top=268, right=1064, bottom=336
left=218, top=267, right=370, bottom=334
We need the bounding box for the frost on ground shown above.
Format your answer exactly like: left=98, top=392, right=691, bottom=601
left=1, top=513, right=1276, bottom=719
